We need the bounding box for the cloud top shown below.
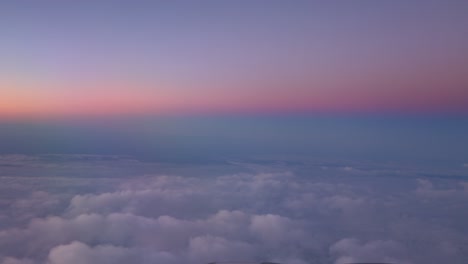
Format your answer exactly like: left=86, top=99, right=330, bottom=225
left=1, top=158, right=467, bottom=264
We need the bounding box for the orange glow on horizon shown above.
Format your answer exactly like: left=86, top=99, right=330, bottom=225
left=2, top=61, right=468, bottom=121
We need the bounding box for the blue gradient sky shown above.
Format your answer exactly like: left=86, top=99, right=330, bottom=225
left=1, top=115, right=467, bottom=165
left=1, top=1, right=468, bottom=165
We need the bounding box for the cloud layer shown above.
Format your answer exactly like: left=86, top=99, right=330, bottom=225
left=1, top=155, right=468, bottom=264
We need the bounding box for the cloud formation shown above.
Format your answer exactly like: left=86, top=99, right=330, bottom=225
left=0, top=156, right=467, bottom=264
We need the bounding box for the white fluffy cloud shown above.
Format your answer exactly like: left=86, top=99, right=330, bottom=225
left=330, top=238, right=410, bottom=264
left=1, top=158, right=467, bottom=264
left=48, top=241, right=177, bottom=264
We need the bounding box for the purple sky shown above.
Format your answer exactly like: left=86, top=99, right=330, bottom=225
left=1, top=1, right=468, bottom=118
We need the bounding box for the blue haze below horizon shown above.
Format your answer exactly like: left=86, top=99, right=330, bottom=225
left=1, top=115, right=467, bottom=167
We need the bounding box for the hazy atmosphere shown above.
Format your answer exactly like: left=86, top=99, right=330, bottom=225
left=1, top=1, right=468, bottom=264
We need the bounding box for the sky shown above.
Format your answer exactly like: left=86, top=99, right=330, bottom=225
left=1, top=0, right=468, bottom=118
